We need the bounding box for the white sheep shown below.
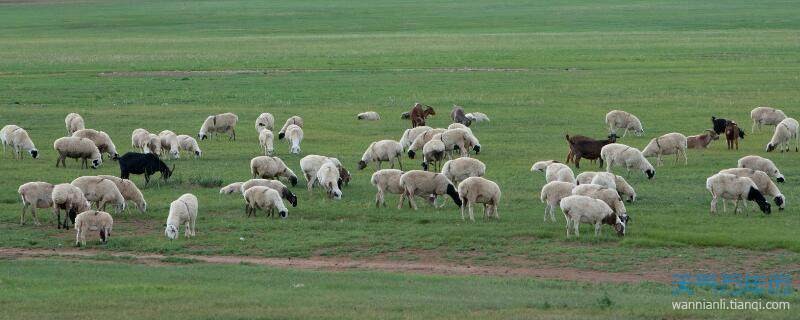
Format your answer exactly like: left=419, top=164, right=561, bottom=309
left=571, top=184, right=627, bottom=216
left=600, top=143, right=655, bottom=179
left=239, top=179, right=297, bottom=208
left=441, top=157, right=485, bottom=185
left=706, top=173, right=771, bottom=215
left=576, top=171, right=636, bottom=202
left=176, top=135, right=202, bottom=158
left=440, top=128, right=481, bottom=157
left=165, top=193, right=198, bottom=239
left=605, top=110, right=643, bottom=137
left=65, top=113, right=85, bottom=135
left=250, top=156, right=299, bottom=186
left=751, top=106, right=787, bottom=133
left=641, top=132, right=688, bottom=166
left=719, top=168, right=785, bottom=211
left=766, top=118, right=799, bottom=153
left=540, top=181, right=575, bottom=222
left=258, top=129, right=274, bottom=156
left=300, top=155, right=342, bottom=191
left=406, top=128, right=446, bottom=158
left=370, top=169, right=404, bottom=208
left=590, top=172, right=616, bottom=190
left=465, top=112, right=490, bottom=123
left=255, top=112, right=275, bottom=132
left=70, top=176, right=126, bottom=214
left=399, top=126, right=432, bottom=150
left=73, top=129, right=119, bottom=160
left=446, top=122, right=473, bottom=134
left=530, top=160, right=575, bottom=184
left=158, top=130, right=179, bottom=159
left=97, top=175, right=147, bottom=213
left=199, top=112, right=238, bottom=140
left=51, top=183, right=91, bottom=229
left=0, top=124, right=19, bottom=155
left=220, top=182, right=244, bottom=194
left=1, top=125, right=38, bottom=159
left=243, top=186, right=289, bottom=218
left=398, top=170, right=462, bottom=210
left=74, top=210, right=113, bottom=246
left=53, top=136, right=102, bottom=169
left=284, top=124, right=303, bottom=154
left=316, top=160, right=343, bottom=199
left=358, top=140, right=404, bottom=170
left=560, top=195, right=626, bottom=237
left=131, top=128, right=150, bottom=152
left=18, top=181, right=54, bottom=225
left=737, top=155, right=784, bottom=183
left=457, top=177, right=501, bottom=221
left=146, top=133, right=162, bottom=155
left=357, top=111, right=381, bottom=120
left=421, top=137, right=445, bottom=172
left=278, top=116, right=303, bottom=140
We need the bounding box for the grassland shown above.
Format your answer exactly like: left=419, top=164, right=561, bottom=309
left=1, top=0, right=799, bottom=318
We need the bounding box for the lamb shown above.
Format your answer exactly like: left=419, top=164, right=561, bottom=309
left=590, top=172, right=616, bottom=190
left=421, top=137, right=446, bottom=172
left=440, top=128, right=481, bottom=157
left=565, top=134, right=617, bottom=168
left=600, top=143, right=655, bottom=179
left=255, top=112, right=275, bottom=132
left=539, top=181, right=575, bottom=222
left=250, top=156, right=298, bottom=186
left=258, top=129, right=274, bottom=155
left=407, top=128, right=446, bottom=158
left=450, top=105, right=472, bottom=126
left=243, top=186, right=289, bottom=218
left=165, top=193, right=198, bottom=239
left=575, top=172, right=636, bottom=202
left=74, top=210, right=113, bottom=246
left=198, top=112, right=238, bottom=140
left=358, top=140, right=404, bottom=170
left=399, top=126, right=432, bottom=150
left=370, top=169, right=404, bottom=208
left=176, top=135, right=202, bottom=158
left=686, top=130, right=719, bottom=149
left=441, top=157, right=485, bottom=184
left=1, top=125, right=38, bottom=159
left=641, top=132, right=688, bottom=166
left=706, top=173, right=771, bottom=215
left=300, top=155, right=344, bottom=191
left=560, top=195, right=626, bottom=237
left=157, top=130, right=179, bottom=158
left=398, top=170, right=462, bottom=210
left=65, top=113, right=85, bottom=135
left=220, top=182, right=244, bottom=194
left=284, top=124, right=303, bottom=154
left=530, top=160, right=575, bottom=184
left=70, top=176, right=126, bottom=214
left=118, top=152, right=174, bottom=186
left=51, top=183, right=91, bottom=229
left=316, top=160, right=343, bottom=199
left=766, top=118, right=799, bottom=153
left=278, top=116, right=303, bottom=140
left=465, top=112, right=489, bottom=123
left=571, top=184, right=628, bottom=217
left=357, top=111, right=381, bottom=120
left=97, top=175, right=147, bottom=213
left=53, top=136, right=102, bottom=169
left=18, top=181, right=54, bottom=225
left=73, top=129, right=119, bottom=160
left=737, top=155, right=784, bottom=183
left=751, top=106, right=786, bottom=133
left=605, top=110, right=643, bottom=137
left=457, top=177, right=500, bottom=221
left=719, top=168, right=785, bottom=211
left=239, top=179, right=298, bottom=207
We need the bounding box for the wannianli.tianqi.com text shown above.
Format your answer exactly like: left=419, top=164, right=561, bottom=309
left=672, top=299, right=790, bottom=311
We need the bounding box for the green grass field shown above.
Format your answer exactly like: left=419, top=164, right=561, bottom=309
left=1, top=0, right=799, bottom=318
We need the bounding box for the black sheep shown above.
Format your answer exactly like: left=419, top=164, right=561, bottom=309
left=118, top=152, right=174, bottom=186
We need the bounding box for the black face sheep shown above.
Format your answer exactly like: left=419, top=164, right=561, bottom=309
left=243, top=186, right=289, bottom=218
left=560, top=195, right=626, bottom=237
left=399, top=126, right=432, bottom=151
left=751, top=106, right=787, bottom=133
left=250, top=156, right=298, bottom=186
left=450, top=105, right=472, bottom=127
left=359, top=140, right=404, bottom=170
left=605, top=110, right=643, bottom=137
left=198, top=112, right=239, bottom=140
left=564, top=134, right=616, bottom=168
left=165, top=193, right=198, bottom=239
left=457, top=177, right=501, bottom=222
left=53, top=136, right=102, bottom=169
left=18, top=181, right=54, bottom=225
left=765, top=118, right=799, bottom=153
left=421, top=137, right=445, bottom=172
left=600, top=143, right=655, bottom=179
left=256, top=112, right=275, bottom=132
left=277, top=116, right=303, bottom=140
left=1, top=125, right=38, bottom=160
left=239, top=179, right=297, bottom=207
left=706, top=173, right=770, bottom=215
left=74, top=210, right=113, bottom=246
left=440, top=128, right=480, bottom=157
left=73, top=128, right=119, bottom=160
left=398, top=170, right=462, bottom=210
left=719, top=168, right=785, bottom=211
left=407, top=128, right=446, bottom=158
left=176, top=134, right=202, bottom=158
left=51, top=183, right=91, bottom=229
left=737, top=155, right=784, bottom=183
left=118, top=152, right=174, bottom=186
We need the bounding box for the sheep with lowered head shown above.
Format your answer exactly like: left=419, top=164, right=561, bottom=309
left=398, top=170, right=462, bottom=210
left=719, top=168, right=784, bottom=211
left=70, top=176, right=126, bottom=214
left=600, top=143, right=655, bottom=179
left=359, top=140, right=404, bottom=170
left=220, top=182, right=244, bottom=194
left=407, top=128, right=446, bottom=158
left=199, top=112, right=238, bottom=140
left=244, top=186, right=289, bottom=218
left=642, top=132, right=688, bottom=166
left=250, top=156, right=298, bottom=186
left=65, top=113, right=85, bottom=135
left=357, top=111, right=381, bottom=120
left=531, top=160, right=575, bottom=184
left=751, top=106, right=787, bottom=133
left=258, top=129, right=274, bottom=156
left=284, top=124, right=303, bottom=154
left=440, top=128, right=481, bottom=157
left=97, top=175, right=147, bottom=213
left=73, top=129, right=119, bottom=160
left=18, top=181, right=54, bottom=225
left=158, top=130, right=179, bottom=159
left=53, top=136, right=102, bottom=169
left=239, top=179, right=298, bottom=207
left=457, top=177, right=500, bottom=221
left=706, top=173, right=771, bottom=215
left=399, top=126, right=432, bottom=150
left=300, top=155, right=343, bottom=191
left=605, top=110, right=643, bottom=137
left=316, top=160, right=343, bottom=199
left=576, top=171, right=636, bottom=202
left=737, top=155, right=784, bottom=183
left=52, top=183, right=91, bottom=229
left=571, top=184, right=628, bottom=218
left=590, top=172, right=616, bottom=190
left=540, top=181, right=575, bottom=222
left=370, top=169, right=404, bottom=208
left=175, top=135, right=202, bottom=158
left=165, top=193, right=198, bottom=239
left=447, top=122, right=472, bottom=134
left=560, top=195, right=626, bottom=237
left=465, top=112, right=490, bottom=123
left=255, top=112, right=275, bottom=132
left=421, top=137, right=445, bottom=172
left=278, top=116, right=303, bottom=140
left=74, top=210, right=113, bottom=246
left=1, top=125, right=38, bottom=159
left=766, top=118, right=799, bottom=153
left=441, top=157, right=485, bottom=185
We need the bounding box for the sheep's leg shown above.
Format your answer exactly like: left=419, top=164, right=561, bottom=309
left=722, top=198, right=727, bottom=213
left=543, top=204, right=549, bottom=222
left=573, top=220, right=580, bottom=237
left=306, top=175, right=315, bottom=193
left=710, top=195, right=717, bottom=214
left=397, top=156, right=403, bottom=170
left=595, top=222, right=601, bottom=236
left=76, top=229, right=82, bottom=246
left=190, top=216, right=196, bottom=236
left=621, top=128, right=628, bottom=138
left=20, top=203, right=28, bottom=225
left=184, top=221, right=191, bottom=238
left=493, top=204, right=499, bottom=220
left=231, top=128, right=236, bottom=141
left=565, top=218, right=571, bottom=237
left=460, top=200, right=467, bottom=221
left=549, top=205, right=556, bottom=222
left=682, top=149, right=688, bottom=165
left=396, top=191, right=405, bottom=209
left=406, top=188, right=418, bottom=210
left=468, top=201, right=475, bottom=222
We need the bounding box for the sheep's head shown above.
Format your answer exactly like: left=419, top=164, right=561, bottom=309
left=278, top=132, right=285, bottom=140
left=473, top=145, right=481, bottom=154
left=165, top=225, right=179, bottom=240
left=766, top=143, right=777, bottom=152
left=288, top=174, right=298, bottom=187
left=358, top=160, right=368, bottom=170
left=407, top=150, right=416, bottom=159
left=91, top=158, right=101, bottom=169
left=198, top=133, right=208, bottom=140
left=282, top=189, right=298, bottom=207
left=446, top=183, right=462, bottom=207
left=776, top=173, right=785, bottom=183
left=29, top=149, right=39, bottom=159
left=607, top=134, right=618, bottom=143
left=645, top=169, right=655, bottom=179
left=747, top=186, right=771, bottom=214
left=614, top=221, right=626, bottom=237
left=278, top=210, right=288, bottom=219
left=138, top=201, right=147, bottom=213
left=774, top=195, right=785, bottom=211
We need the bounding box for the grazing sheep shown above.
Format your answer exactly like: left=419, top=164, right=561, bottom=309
left=441, top=157, right=485, bottom=185
left=70, top=176, right=126, bottom=214
left=565, top=134, right=616, bottom=168
left=447, top=122, right=473, bottom=134
left=278, top=116, right=303, bottom=140
left=65, top=113, right=85, bottom=135
left=605, top=110, right=643, bottom=137
left=409, top=103, right=435, bottom=127
left=118, top=152, right=174, bottom=186
left=175, top=135, right=202, bottom=158
left=370, top=169, right=404, bottom=208
left=531, top=160, right=557, bottom=172
left=576, top=172, right=636, bottom=202
left=239, top=179, right=298, bottom=207
left=439, top=128, right=481, bottom=158
left=457, top=177, right=500, bottom=221
left=719, top=168, right=785, bottom=211
left=357, top=111, right=381, bottom=120
left=157, top=130, right=179, bottom=159
left=407, top=128, right=446, bottom=158
left=284, top=124, right=303, bottom=154
left=358, top=140, right=404, bottom=170
left=751, top=107, right=786, bottom=133
left=97, top=175, right=147, bottom=213
left=258, top=129, right=274, bottom=156
left=398, top=170, right=462, bottom=210
left=18, top=182, right=54, bottom=225
left=131, top=129, right=161, bottom=155
left=165, top=193, right=198, bottom=239
left=1, top=125, right=38, bottom=159
left=300, top=155, right=344, bottom=191
left=465, top=112, right=489, bottom=123
left=73, top=129, right=119, bottom=160
left=243, top=186, right=288, bottom=218
left=737, top=155, right=784, bottom=183
left=53, top=137, right=102, bottom=169
left=146, top=134, right=162, bottom=155
left=220, top=182, right=244, bottom=194
left=571, top=184, right=628, bottom=217
left=74, top=210, right=113, bottom=246
left=51, top=183, right=91, bottom=229
left=560, top=195, right=626, bottom=237
left=590, top=172, right=616, bottom=190
left=316, top=160, right=343, bottom=199
left=706, top=173, right=771, bottom=215
left=250, top=156, right=298, bottom=186
left=450, top=105, right=472, bottom=127
left=539, top=181, right=575, bottom=222
left=421, top=137, right=446, bottom=172
left=399, top=126, right=432, bottom=150
left=255, top=112, right=275, bottom=132
left=600, top=143, right=655, bottom=179
left=766, top=118, right=799, bottom=152
left=725, top=121, right=742, bottom=150
left=198, top=112, right=238, bottom=140
left=686, top=130, right=719, bottom=149
left=531, top=161, right=575, bottom=184
left=642, top=132, right=688, bottom=166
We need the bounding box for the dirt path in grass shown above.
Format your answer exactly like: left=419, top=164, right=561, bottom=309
left=0, top=247, right=669, bottom=284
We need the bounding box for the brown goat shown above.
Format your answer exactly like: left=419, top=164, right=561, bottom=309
left=565, top=134, right=617, bottom=168
left=687, top=129, right=719, bottom=149
left=410, top=103, right=435, bottom=127
left=725, top=122, right=741, bottom=150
